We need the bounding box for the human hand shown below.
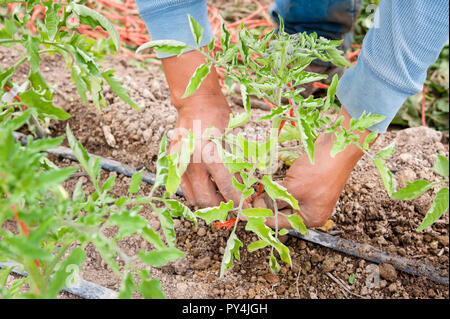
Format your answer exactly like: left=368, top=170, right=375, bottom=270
left=254, top=107, right=376, bottom=228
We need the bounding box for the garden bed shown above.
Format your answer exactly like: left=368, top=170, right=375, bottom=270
left=1, top=44, right=447, bottom=299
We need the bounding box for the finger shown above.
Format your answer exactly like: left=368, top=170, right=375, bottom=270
left=205, top=160, right=246, bottom=208
left=185, top=163, right=223, bottom=208
left=180, top=175, right=197, bottom=206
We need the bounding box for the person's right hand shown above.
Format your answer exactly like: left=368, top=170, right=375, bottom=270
left=162, top=50, right=243, bottom=208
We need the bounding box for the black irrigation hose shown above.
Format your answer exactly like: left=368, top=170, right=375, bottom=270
left=8, top=132, right=448, bottom=299
left=0, top=261, right=117, bottom=299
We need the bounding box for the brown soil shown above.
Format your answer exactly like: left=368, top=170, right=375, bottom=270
left=1, top=0, right=448, bottom=299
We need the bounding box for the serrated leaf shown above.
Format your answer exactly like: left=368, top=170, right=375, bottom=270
left=299, top=118, right=315, bottom=164
left=392, top=180, right=432, bottom=200
left=188, top=14, right=203, bottom=47
left=417, top=187, right=449, bottom=231
left=128, top=171, right=142, bottom=194
left=19, top=90, right=70, bottom=120
left=45, top=7, right=59, bottom=41
left=195, top=200, right=233, bottom=224
left=377, top=142, right=395, bottom=159
left=324, top=74, right=338, bottom=110
left=108, top=209, right=148, bottom=238
left=158, top=209, right=176, bottom=246
left=433, top=154, right=449, bottom=177
left=286, top=213, right=308, bottom=234
left=164, top=199, right=197, bottom=228
left=261, top=176, right=299, bottom=210
left=71, top=3, right=120, bottom=50
left=269, top=253, right=281, bottom=273
left=350, top=112, right=385, bottom=132
left=242, top=208, right=273, bottom=218
left=228, top=111, right=251, bottom=129
left=101, top=175, right=115, bottom=193
left=101, top=69, right=140, bottom=110
left=3, top=109, right=32, bottom=131
left=182, top=63, right=211, bottom=98
left=23, top=36, right=40, bottom=73
left=373, top=157, right=395, bottom=196
left=220, top=232, right=243, bottom=277
left=247, top=240, right=269, bottom=252
left=36, top=167, right=77, bottom=189
left=139, top=247, right=185, bottom=267
left=139, top=273, right=165, bottom=299
left=136, top=40, right=190, bottom=56
left=46, top=247, right=85, bottom=298
left=118, top=272, right=136, bottom=299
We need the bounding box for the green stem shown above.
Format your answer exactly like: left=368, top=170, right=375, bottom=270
left=44, top=242, right=72, bottom=280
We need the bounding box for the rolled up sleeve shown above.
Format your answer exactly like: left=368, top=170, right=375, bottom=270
left=337, top=0, right=449, bottom=132
left=135, top=0, right=214, bottom=57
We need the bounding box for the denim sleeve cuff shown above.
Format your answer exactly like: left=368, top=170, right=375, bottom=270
left=336, top=56, right=410, bottom=133
left=136, top=0, right=214, bottom=58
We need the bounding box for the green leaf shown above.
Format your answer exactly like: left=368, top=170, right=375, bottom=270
left=164, top=199, right=197, bottom=228
left=71, top=3, right=120, bottom=51
left=330, top=130, right=349, bottom=157
left=373, top=157, right=395, bottom=196
left=108, top=210, right=148, bottom=238
left=182, top=63, right=212, bottom=98
left=326, top=47, right=352, bottom=67
left=154, top=134, right=169, bottom=187
left=101, top=175, right=115, bottom=193
left=324, top=74, right=338, bottom=110
left=118, top=272, right=137, bottom=299
left=19, top=90, right=70, bottom=120
left=247, top=240, right=269, bottom=252
left=166, top=153, right=181, bottom=195
left=417, top=187, right=449, bottom=231
left=188, top=14, right=203, bottom=47
left=220, top=232, right=243, bottom=277
left=45, top=7, right=59, bottom=41
left=376, top=142, right=395, bottom=159
left=136, top=40, right=190, bottom=56
left=36, top=167, right=77, bottom=189
left=286, top=214, right=308, bottom=235
left=348, top=274, right=355, bottom=285
left=141, top=227, right=165, bottom=250
left=139, top=247, right=185, bottom=267
left=101, top=69, right=140, bottom=111
left=158, top=209, right=176, bottom=246
left=362, top=131, right=378, bottom=150
left=269, top=253, right=281, bottom=273
left=228, top=111, right=251, bottom=129
left=245, top=217, right=291, bottom=266
left=23, top=36, right=40, bottom=73
left=139, top=272, right=165, bottom=299
left=242, top=208, right=273, bottom=218
left=128, top=171, right=143, bottom=194
left=195, top=200, right=233, bottom=224
left=298, top=118, right=315, bottom=164
left=3, top=109, right=32, bottom=131
left=71, top=66, right=88, bottom=105
left=46, top=247, right=85, bottom=298
left=0, top=66, right=15, bottom=89
left=261, top=176, right=299, bottom=210
left=350, top=112, right=385, bottom=132
left=432, top=155, right=449, bottom=177
left=392, top=180, right=432, bottom=200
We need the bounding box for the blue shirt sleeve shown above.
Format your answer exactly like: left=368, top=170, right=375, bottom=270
left=135, top=0, right=214, bottom=58
left=336, top=0, right=449, bottom=132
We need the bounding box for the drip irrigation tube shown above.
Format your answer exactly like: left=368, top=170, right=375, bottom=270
left=7, top=132, right=448, bottom=299
left=0, top=261, right=117, bottom=299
